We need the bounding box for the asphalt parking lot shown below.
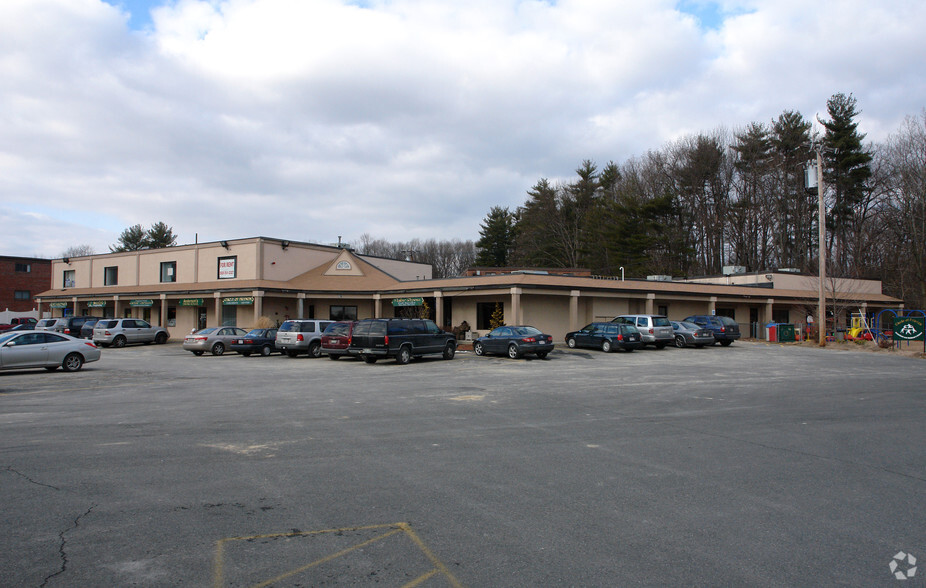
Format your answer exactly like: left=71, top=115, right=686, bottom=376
left=1, top=341, right=924, bottom=586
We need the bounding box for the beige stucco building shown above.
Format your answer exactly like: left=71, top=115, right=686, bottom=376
left=36, top=236, right=902, bottom=340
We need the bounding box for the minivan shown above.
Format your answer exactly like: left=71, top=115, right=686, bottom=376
left=612, top=314, right=674, bottom=349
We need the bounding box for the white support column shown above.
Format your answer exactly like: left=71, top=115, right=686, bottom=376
left=646, top=293, right=655, bottom=315
left=434, top=291, right=444, bottom=328
left=570, top=290, right=580, bottom=332
left=373, top=294, right=382, bottom=319
left=253, top=291, right=263, bottom=324
left=297, top=294, right=305, bottom=319
left=214, top=293, right=222, bottom=326
left=510, top=287, right=522, bottom=325
left=160, top=294, right=168, bottom=328
left=709, top=296, right=718, bottom=315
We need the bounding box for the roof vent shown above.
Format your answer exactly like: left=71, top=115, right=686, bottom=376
left=646, top=275, right=673, bottom=282
left=722, top=265, right=746, bottom=276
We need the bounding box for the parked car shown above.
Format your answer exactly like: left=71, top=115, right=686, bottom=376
left=473, top=325, right=554, bottom=359
left=92, top=318, right=170, bottom=347
left=35, top=318, right=66, bottom=332
left=670, top=321, right=715, bottom=348
left=684, top=315, right=741, bottom=346
left=5, top=323, right=35, bottom=332
left=79, top=318, right=104, bottom=339
left=0, top=317, right=37, bottom=332
left=0, top=330, right=101, bottom=372
left=612, top=314, right=674, bottom=349
left=229, top=328, right=279, bottom=357
left=58, top=316, right=101, bottom=338
left=275, top=319, right=334, bottom=358
left=321, top=321, right=357, bottom=360
left=183, top=327, right=248, bottom=356
left=565, top=322, right=643, bottom=352
left=346, top=318, right=456, bottom=364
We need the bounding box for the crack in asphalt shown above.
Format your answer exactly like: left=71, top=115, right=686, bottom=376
left=4, top=466, right=61, bottom=491
left=40, top=504, right=96, bottom=588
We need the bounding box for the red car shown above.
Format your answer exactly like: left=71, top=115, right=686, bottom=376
left=321, top=321, right=357, bottom=360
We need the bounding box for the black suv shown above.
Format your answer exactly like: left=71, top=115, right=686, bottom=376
left=684, top=315, right=741, bottom=346
left=346, top=318, right=456, bottom=364
left=59, top=316, right=101, bottom=338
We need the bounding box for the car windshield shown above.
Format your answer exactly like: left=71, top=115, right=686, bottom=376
left=197, top=328, right=218, bottom=335
left=0, top=332, right=17, bottom=345
left=512, top=326, right=542, bottom=336
left=680, top=321, right=701, bottom=330
left=719, top=317, right=738, bottom=326
left=278, top=321, right=302, bottom=332
left=325, top=323, right=350, bottom=336
left=97, top=320, right=118, bottom=328
left=653, top=317, right=671, bottom=327
left=245, top=329, right=265, bottom=337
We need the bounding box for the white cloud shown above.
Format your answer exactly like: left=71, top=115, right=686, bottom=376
left=1, top=0, right=924, bottom=257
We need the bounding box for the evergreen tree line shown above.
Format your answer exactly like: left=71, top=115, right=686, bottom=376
left=474, top=94, right=926, bottom=309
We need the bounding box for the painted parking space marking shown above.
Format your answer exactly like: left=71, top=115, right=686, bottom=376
left=214, top=522, right=463, bottom=587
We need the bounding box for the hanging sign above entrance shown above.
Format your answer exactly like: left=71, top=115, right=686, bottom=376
left=179, top=298, right=204, bottom=306
left=223, top=296, right=254, bottom=305
left=87, top=301, right=107, bottom=308
left=129, top=299, right=154, bottom=307
left=49, top=302, right=68, bottom=308
left=392, top=297, right=424, bottom=307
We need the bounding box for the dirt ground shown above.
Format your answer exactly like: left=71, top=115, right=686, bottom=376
left=787, top=337, right=926, bottom=359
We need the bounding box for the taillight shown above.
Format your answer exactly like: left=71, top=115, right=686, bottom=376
left=296, top=334, right=304, bottom=341
left=648, top=328, right=654, bottom=334
left=384, top=335, right=389, bottom=345
left=522, top=337, right=536, bottom=343
left=64, top=328, right=72, bottom=335
left=348, top=336, right=352, bottom=345
left=244, top=339, right=253, bottom=344
left=720, top=327, right=726, bottom=332
left=84, top=342, right=97, bottom=349
left=617, top=334, right=624, bottom=341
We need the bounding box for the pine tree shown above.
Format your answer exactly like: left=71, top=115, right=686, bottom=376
left=110, top=224, right=147, bottom=252
left=146, top=221, right=178, bottom=249
left=489, top=303, right=505, bottom=329
left=475, top=206, right=514, bottom=266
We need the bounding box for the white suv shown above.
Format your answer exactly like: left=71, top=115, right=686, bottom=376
left=275, top=319, right=334, bottom=357
left=92, top=318, right=170, bottom=348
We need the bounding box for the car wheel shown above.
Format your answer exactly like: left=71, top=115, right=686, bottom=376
left=363, top=355, right=377, bottom=364
left=112, top=335, right=127, bottom=348
left=211, top=342, right=225, bottom=356
left=602, top=340, right=612, bottom=353
left=62, top=353, right=84, bottom=372
left=443, top=344, right=455, bottom=360
left=675, top=335, right=686, bottom=348
left=536, top=351, right=549, bottom=359
left=260, top=345, right=272, bottom=356
left=286, top=351, right=299, bottom=358
left=155, top=332, right=168, bottom=345
left=507, top=344, right=520, bottom=359
left=474, top=341, right=485, bottom=356
left=396, top=346, right=412, bottom=365
left=567, top=338, right=576, bottom=348
left=308, top=341, right=322, bottom=358
left=193, top=351, right=204, bottom=356
left=720, top=340, right=733, bottom=347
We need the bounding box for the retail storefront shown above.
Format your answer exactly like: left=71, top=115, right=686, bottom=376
left=36, top=237, right=902, bottom=341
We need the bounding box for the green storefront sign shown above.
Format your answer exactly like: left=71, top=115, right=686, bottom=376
left=87, top=301, right=107, bottom=308
left=178, top=298, right=204, bottom=306
left=893, top=317, right=925, bottom=342
left=129, top=299, right=154, bottom=307
left=223, top=297, right=254, bottom=305
left=49, top=302, right=68, bottom=309
left=392, top=297, right=424, bottom=307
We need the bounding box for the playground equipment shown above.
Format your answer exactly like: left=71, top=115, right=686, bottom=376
left=846, top=312, right=874, bottom=341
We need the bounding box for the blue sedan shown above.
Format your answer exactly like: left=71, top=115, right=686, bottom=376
left=473, top=325, right=555, bottom=359
left=229, top=328, right=279, bottom=356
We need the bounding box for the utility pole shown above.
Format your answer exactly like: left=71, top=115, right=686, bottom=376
left=816, top=147, right=826, bottom=347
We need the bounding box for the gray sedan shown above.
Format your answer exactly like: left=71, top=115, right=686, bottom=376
left=182, top=327, right=248, bottom=356
left=670, top=321, right=715, bottom=348
left=0, top=330, right=101, bottom=372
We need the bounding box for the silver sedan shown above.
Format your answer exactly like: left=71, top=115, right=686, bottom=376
left=0, top=330, right=102, bottom=372
left=182, top=327, right=248, bottom=356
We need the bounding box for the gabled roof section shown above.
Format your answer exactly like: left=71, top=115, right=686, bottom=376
left=286, top=249, right=402, bottom=291
left=324, top=249, right=365, bottom=277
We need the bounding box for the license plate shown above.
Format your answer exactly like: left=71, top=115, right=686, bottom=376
left=362, top=348, right=372, bottom=353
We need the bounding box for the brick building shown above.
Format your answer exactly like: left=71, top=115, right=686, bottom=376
left=0, top=256, right=51, bottom=314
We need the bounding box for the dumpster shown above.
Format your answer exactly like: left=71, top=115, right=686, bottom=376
left=765, top=323, right=779, bottom=342
left=778, top=323, right=795, bottom=342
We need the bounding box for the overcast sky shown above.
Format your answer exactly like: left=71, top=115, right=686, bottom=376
left=2, top=0, right=924, bottom=259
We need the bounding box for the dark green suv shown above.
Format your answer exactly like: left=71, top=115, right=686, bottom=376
left=346, top=318, right=456, bottom=364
